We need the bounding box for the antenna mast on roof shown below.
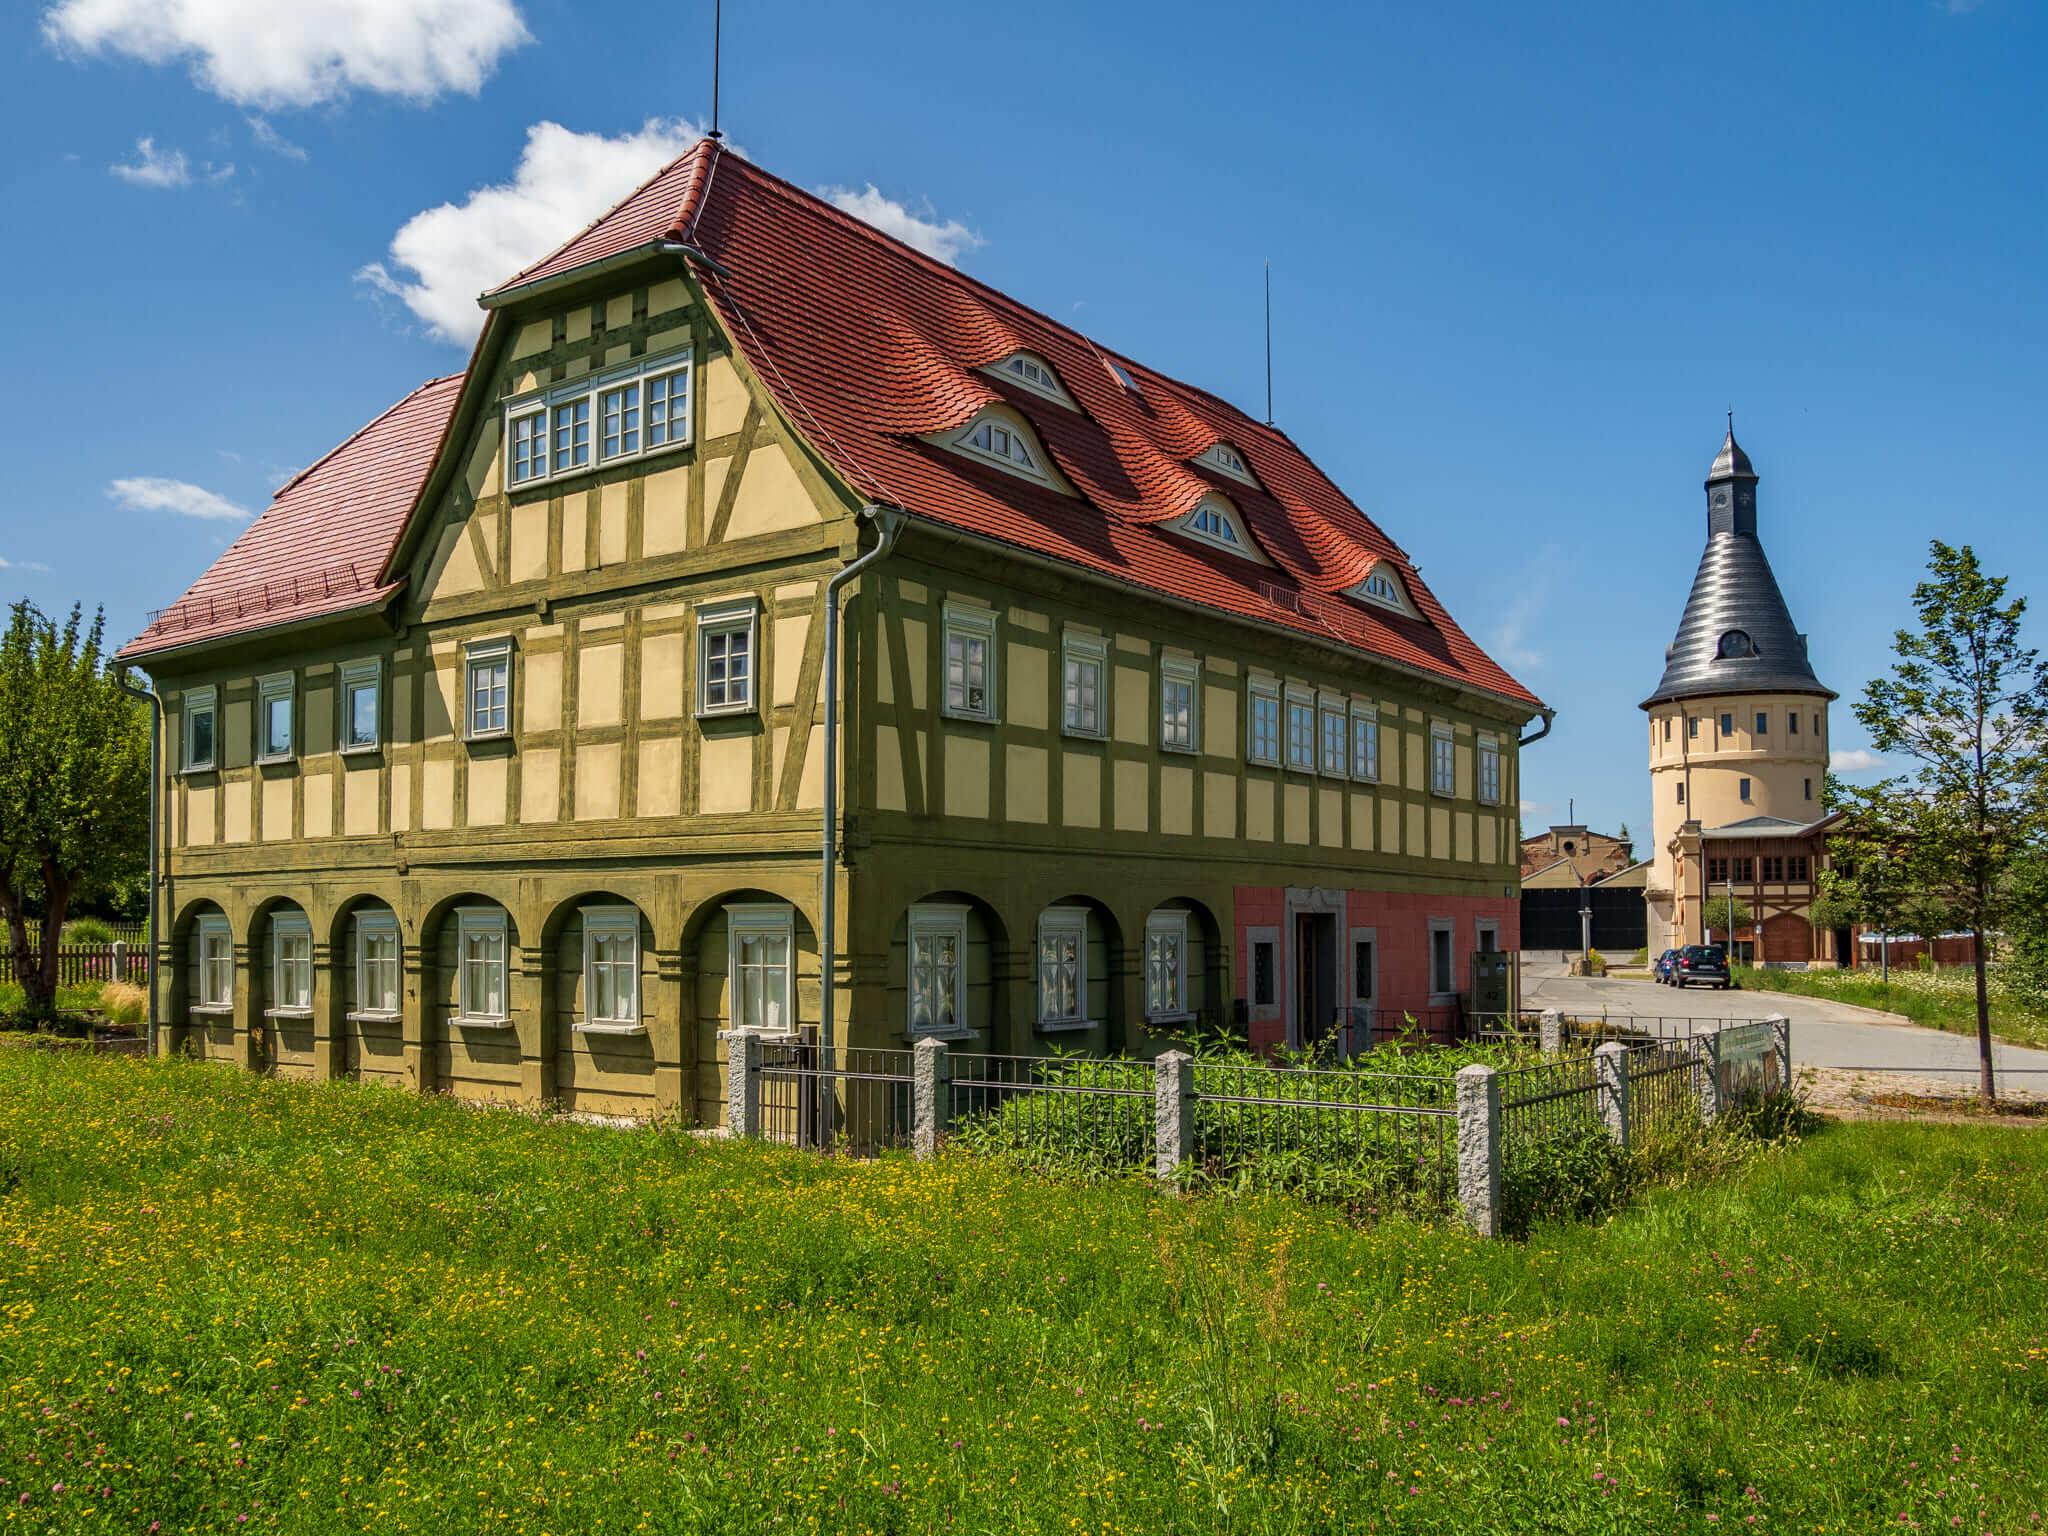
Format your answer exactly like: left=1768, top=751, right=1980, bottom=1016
left=708, top=0, right=724, bottom=141
left=1263, top=259, right=1274, bottom=426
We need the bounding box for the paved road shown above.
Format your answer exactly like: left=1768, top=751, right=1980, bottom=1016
left=1519, top=953, right=2048, bottom=1081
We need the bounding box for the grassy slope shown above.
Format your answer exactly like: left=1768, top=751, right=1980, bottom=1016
left=2, top=1049, right=2043, bottom=1535
left=1733, top=963, right=2048, bottom=1050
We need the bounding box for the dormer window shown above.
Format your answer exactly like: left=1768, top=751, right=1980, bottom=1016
left=1346, top=561, right=1421, bottom=620
left=1197, top=441, right=1257, bottom=487
left=1173, top=493, right=1261, bottom=559
left=1716, top=629, right=1754, bottom=659
left=986, top=351, right=1075, bottom=407
left=948, top=411, right=1051, bottom=484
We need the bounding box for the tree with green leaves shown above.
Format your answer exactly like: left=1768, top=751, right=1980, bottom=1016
left=1829, top=542, right=2048, bottom=1100
left=0, top=602, right=149, bottom=1019
left=1701, top=892, right=1753, bottom=943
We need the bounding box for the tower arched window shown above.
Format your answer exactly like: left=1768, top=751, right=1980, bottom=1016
left=1716, top=629, right=1754, bottom=659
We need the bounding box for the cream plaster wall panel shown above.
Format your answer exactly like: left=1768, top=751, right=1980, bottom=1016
left=261, top=777, right=293, bottom=842
left=899, top=617, right=927, bottom=710
left=1456, top=811, right=1474, bottom=864
left=701, top=457, right=730, bottom=529
left=703, top=356, right=749, bottom=440
left=302, top=776, right=331, bottom=839
left=876, top=725, right=907, bottom=811
left=1283, top=783, right=1310, bottom=845
left=1205, top=686, right=1237, bottom=759
left=1245, top=778, right=1274, bottom=842
left=1113, top=759, right=1148, bottom=832
left=591, top=481, right=625, bottom=568
left=564, top=308, right=591, bottom=344
left=795, top=726, right=825, bottom=810
left=699, top=734, right=754, bottom=815
left=432, top=523, right=484, bottom=599
left=1351, top=793, right=1376, bottom=852
left=344, top=766, right=380, bottom=836
left=770, top=725, right=790, bottom=791
left=1456, top=742, right=1473, bottom=799
left=524, top=652, right=563, bottom=733
left=578, top=644, right=624, bottom=729
left=724, top=443, right=818, bottom=540
left=1203, top=771, right=1237, bottom=839
left=224, top=781, right=251, bottom=845
left=1380, top=798, right=1401, bottom=855
left=520, top=749, right=559, bottom=823
left=1406, top=734, right=1425, bottom=790
left=773, top=615, right=810, bottom=707
left=776, top=581, right=817, bottom=604
left=474, top=507, right=500, bottom=565
left=1006, top=607, right=1048, bottom=634
left=1008, top=642, right=1048, bottom=730
left=422, top=760, right=455, bottom=831
left=513, top=320, right=551, bottom=357
left=639, top=634, right=685, bottom=721
left=1113, top=666, right=1149, bottom=745
left=575, top=742, right=621, bottom=820
left=1006, top=744, right=1048, bottom=824
left=1319, top=787, right=1344, bottom=850
left=1430, top=806, right=1451, bottom=860
left=390, top=765, right=411, bottom=834
left=1062, top=751, right=1100, bottom=829
left=1379, top=726, right=1401, bottom=787
left=642, top=466, right=689, bottom=557
left=561, top=498, right=587, bottom=574
left=947, top=734, right=991, bottom=820
left=898, top=580, right=928, bottom=605
left=637, top=737, right=683, bottom=818
left=468, top=755, right=508, bottom=827
left=648, top=278, right=688, bottom=315
left=225, top=700, right=251, bottom=763
left=646, top=327, right=689, bottom=356
left=605, top=294, right=633, bottom=330
left=1160, top=763, right=1194, bottom=837
left=1477, top=812, right=1498, bottom=865
left=509, top=500, right=548, bottom=584
left=1406, top=804, right=1426, bottom=859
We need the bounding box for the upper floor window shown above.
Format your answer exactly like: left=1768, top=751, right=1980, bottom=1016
left=1478, top=733, right=1502, bottom=805
left=1159, top=655, right=1199, bottom=753
left=256, top=674, right=294, bottom=763
left=697, top=599, right=757, bottom=716
left=455, top=906, right=509, bottom=1023
left=1687, top=715, right=1699, bottom=740
left=1347, top=562, right=1420, bottom=619
left=1720, top=712, right=1735, bottom=739
left=1430, top=722, right=1455, bottom=797
left=1197, top=441, right=1257, bottom=487
left=986, top=351, right=1075, bottom=407
left=1739, top=777, right=1752, bottom=802
left=950, top=413, right=1049, bottom=483
left=505, top=349, right=693, bottom=489
left=1285, top=688, right=1316, bottom=771
left=1351, top=706, right=1380, bottom=782
left=340, top=661, right=381, bottom=753
left=182, top=686, right=217, bottom=773
left=581, top=907, right=640, bottom=1029
left=1174, top=494, right=1257, bottom=558
left=943, top=602, right=998, bottom=722
left=908, top=904, right=968, bottom=1037
left=1062, top=631, right=1106, bottom=738
left=465, top=638, right=512, bottom=740
left=1247, top=676, right=1281, bottom=765
left=1755, top=711, right=1769, bottom=735
left=270, top=913, right=312, bottom=1014
left=1319, top=698, right=1347, bottom=776
left=1788, top=712, right=1801, bottom=736
left=727, top=903, right=794, bottom=1034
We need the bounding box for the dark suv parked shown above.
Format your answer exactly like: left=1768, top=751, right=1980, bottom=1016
left=1673, top=944, right=1731, bottom=990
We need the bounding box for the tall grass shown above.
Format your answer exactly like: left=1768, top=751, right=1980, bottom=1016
left=1735, top=962, right=2048, bottom=1049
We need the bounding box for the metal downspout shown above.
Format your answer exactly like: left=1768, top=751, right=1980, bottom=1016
left=820, top=505, right=901, bottom=1060
left=116, top=673, right=163, bottom=1057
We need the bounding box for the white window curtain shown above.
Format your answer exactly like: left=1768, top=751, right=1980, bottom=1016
left=457, top=908, right=509, bottom=1021
left=1037, top=908, right=1087, bottom=1025
left=270, top=916, right=312, bottom=1011
left=727, top=904, right=794, bottom=1033
left=908, top=905, right=968, bottom=1036
left=355, top=913, right=401, bottom=1016
left=582, top=908, right=640, bottom=1026
left=1145, top=911, right=1189, bottom=1019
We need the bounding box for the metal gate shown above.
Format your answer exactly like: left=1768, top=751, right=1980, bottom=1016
left=1519, top=886, right=1648, bottom=952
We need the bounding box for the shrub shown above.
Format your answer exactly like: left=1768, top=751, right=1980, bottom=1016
left=63, top=916, right=117, bottom=946
left=98, top=980, right=148, bottom=1026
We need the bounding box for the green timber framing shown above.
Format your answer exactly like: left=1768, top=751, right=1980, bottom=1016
left=134, top=236, right=1537, bottom=1127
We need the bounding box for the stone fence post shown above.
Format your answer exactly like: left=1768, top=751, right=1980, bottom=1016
left=1765, top=1014, right=1793, bottom=1094
left=1694, top=1030, right=1723, bottom=1125
left=913, top=1036, right=951, bottom=1160
left=110, top=941, right=128, bottom=984
left=1539, top=1008, right=1562, bottom=1057
left=720, top=1029, right=762, bottom=1138
left=1593, top=1041, right=1630, bottom=1149
left=1154, top=1049, right=1194, bottom=1182
left=1455, top=1063, right=1502, bottom=1238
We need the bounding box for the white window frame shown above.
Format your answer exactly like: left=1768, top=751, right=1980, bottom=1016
left=1247, top=676, right=1281, bottom=766
left=1347, top=562, right=1421, bottom=619
left=352, top=910, right=402, bottom=1021
left=1477, top=732, right=1501, bottom=805
left=1144, top=909, right=1192, bottom=1023
left=255, top=673, right=294, bottom=764
left=1284, top=686, right=1316, bottom=772
left=907, top=903, right=970, bottom=1039
left=267, top=912, right=313, bottom=1017
left=1319, top=694, right=1348, bottom=777
left=1430, top=721, right=1456, bottom=797
left=1428, top=918, right=1458, bottom=1003
left=464, top=637, right=513, bottom=741
left=579, top=905, right=642, bottom=1033
left=1174, top=493, right=1258, bottom=559
left=340, top=659, right=382, bottom=754
left=1197, top=441, right=1257, bottom=487
left=1036, top=906, right=1090, bottom=1030
left=1350, top=926, right=1379, bottom=1008
left=503, top=348, right=694, bottom=489
left=1351, top=704, right=1380, bottom=783
left=1159, top=655, right=1200, bottom=754
left=192, top=913, right=233, bottom=1013
left=942, top=601, right=999, bottom=723
left=1061, top=630, right=1107, bottom=739
left=182, top=685, right=218, bottom=774
left=454, top=906, right=511, bottom=1027
left=726, top=902, right=795, bottom=1036
left=696, top=599, right=759, bottom=717
left=948, top=411, right=1050, bottom=484
left=984, top=351, right=1075, bottom=407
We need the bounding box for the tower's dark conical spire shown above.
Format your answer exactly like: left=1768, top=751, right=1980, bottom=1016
left=1642, top=422, right=1834, bottom=710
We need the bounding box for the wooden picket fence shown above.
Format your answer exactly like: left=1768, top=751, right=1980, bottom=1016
left=0, top=945, right=151, bottom=987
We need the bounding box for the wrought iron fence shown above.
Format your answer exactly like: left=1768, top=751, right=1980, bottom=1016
left=948, top=1052, right=1156, bottom=1169
left=1627, top=1039, right=1701, bottom=1143
left=757, top=1039, right=914, bottom=1155
left=1496, top=1054, right=1602, bottom=1145
left=1335, top=1005, right=1465, bottom=1052
left=1189, top=1061, right=1458, bottom=1204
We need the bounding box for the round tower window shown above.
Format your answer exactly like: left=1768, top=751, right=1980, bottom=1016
left=1716, top=629, right=1754, bottom=659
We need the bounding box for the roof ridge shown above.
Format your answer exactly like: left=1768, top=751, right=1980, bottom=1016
left=494, top=136, right=720, bottom=295
left=269, top=373, right=464, bottom=503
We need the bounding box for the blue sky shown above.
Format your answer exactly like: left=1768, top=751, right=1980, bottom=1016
left=3, top=0, right=2043, bottom=846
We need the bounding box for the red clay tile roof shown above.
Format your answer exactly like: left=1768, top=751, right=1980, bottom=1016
left=119, top=375, right=463, bottom=662
left=493, top=140, right=1539, bottom=710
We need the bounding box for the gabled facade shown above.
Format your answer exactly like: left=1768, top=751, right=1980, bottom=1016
left=122, top=141, right=1544, bottom=1120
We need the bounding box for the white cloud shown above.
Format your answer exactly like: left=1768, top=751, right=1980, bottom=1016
left=247, top=115, right=308, bottom=161
left=108, top=476, right=251, bottom=522
left=110, top=136, right=190, bottom=187
left=356, top=118, right=712, bottom=345
left=821, top=184, right=981, bottom=265
left=1830, top=747, right=1887, bottom=774
left=43, top=0, right=530, bottom=109
left=0, top=556, right=53, bottom=574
